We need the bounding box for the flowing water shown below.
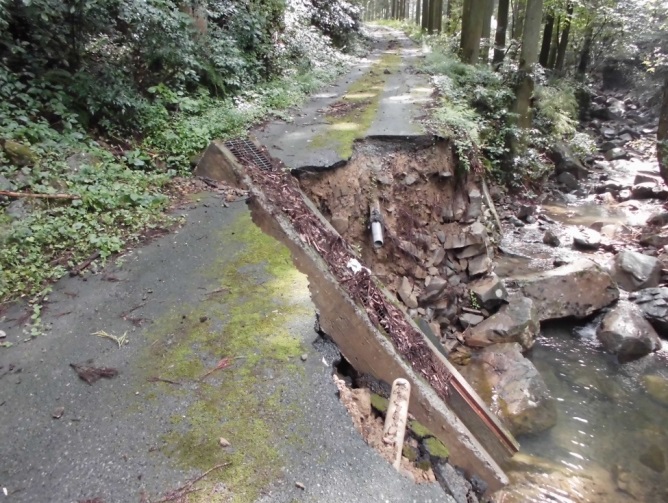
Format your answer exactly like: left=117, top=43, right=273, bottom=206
left=502, top=322, right=668, bottom=502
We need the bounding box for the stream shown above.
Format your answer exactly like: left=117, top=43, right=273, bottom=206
left=493, top=117, right=668, bottom=501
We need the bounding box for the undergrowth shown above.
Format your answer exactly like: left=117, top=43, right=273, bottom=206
left=0, top=4, right=355, bottom=331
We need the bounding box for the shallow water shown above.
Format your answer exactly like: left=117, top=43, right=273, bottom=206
left=508, top=323, right=668, bottom=502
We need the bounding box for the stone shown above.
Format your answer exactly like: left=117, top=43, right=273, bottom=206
left=456, top=243, right=485, bottom=259
left=66, top=152, right=99, bottom=172
left=607, top=97, right=626, bottom=117
left=442, top=222, right=487, bottom=250
left=2, top=139, right=36, bottom=166
left=517, top=205, right=535, bottom=221
left=459, top=313, right=484, bottom=328
left=611, top=250, right=662, bottom=292
left=466, top=296, right=540, bottom=350
left=436, top=230, right=446, bottom=244
left=508, top=216, right=524, bottom=227
left=639, top=231, right=668, bottom=248
left=597, top=301, right=661, bottom=359
left=643, top=374, right=668, bottom=406
left=465, top=188, right=482, bottom=222
left=557, top=171, right=579, bottom=190
left=646, top=211, right=668, bottom=226
left=433, top=462, right=478, bottom=503
left=331, top=215, right=349, bottom=234
left=418, top=277, right=448, bottom=305
left=5, top=199, right=32, bottom=220
left=468, top=253, right=492, bottom=277
left=404, top=173, right=418, bottom=186
left=605, top=147, right=627, bottom=161
left=630, top=287, right=668, bottom=336
left=472, top=343, right=557, bottom=436
left=516, top=258, right=619, bottom=321
left=634, top=173, right=660, bottom=185
left=0, top=174, right=11, bottom=191
left=51, top=406, right=65, bottom=419
left=632, top=182, right=658, bottom=199
left=543, top=229, right=560, bottom=247
left=599, top=140, right=618, bottom=152
left=398, top=276, right=418, bottom=309
left=573, top=228, right=601, bottom=250
left=550, top=142, right=590, bottom=179
left=469, top=274, right=508, bottom=311
left=639, top=445, right=665, bottom=473
left=431, top=248, right=446, bottom=267
left=618, top=133, right=633, bottom=143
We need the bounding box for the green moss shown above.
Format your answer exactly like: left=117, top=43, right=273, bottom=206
left=310, top=52, right=401, bottom=158
left=423, top=437, right=450, bottom=460
left=402, top=444, right=418, bottom=462
left=370, top=393, right=389, bottom=415
left=140, top=212, right=310, bottom=502
left=408, top=420, right=432, bottom=440
left=416, top=459, right=433, bottom=471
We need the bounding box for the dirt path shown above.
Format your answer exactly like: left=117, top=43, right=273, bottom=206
left=0, top=29, right=451, bottom=503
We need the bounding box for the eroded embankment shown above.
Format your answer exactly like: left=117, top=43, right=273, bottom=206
left=195, top=134, right=516, bottom=497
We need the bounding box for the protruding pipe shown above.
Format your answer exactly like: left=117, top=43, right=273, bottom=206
left=370, top=199, right=384, bottom=248
left=371, top=221, right=384, bottom=248
left=383, top=378, right=411, bottom=470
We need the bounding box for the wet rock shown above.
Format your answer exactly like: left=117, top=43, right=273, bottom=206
left=611, top=250, right=661, bottom=291
left=573, top=228, right=601, bottom=250
left=516, top=205, right=535, bottom=221
left=634, top=173, right=660, bottom=185
left=630, top=287, right=668, bottom=336
left=643, top=374, right=668, bottom=406
left=459, top=312, right=484, bottom=328
left=597, top=301, right=661, bottom=359
left=646, top=211, right=668, bottom=226
left=466, top=296, right=539, bottom=350
left=398, top=276, right=418, bottom=309
left=618, top=132, right=633, bottom=143
left=474, top=343, right=557, bottom=435
left=639, top=230, right=668, bottom=248
left=557, top=172, right=579, bottom=191
left=508, top=216, right=524, bottom=227
left=433, top=462, right=479, bottom=503
left=599, top=140, right=618, bottom=152
left=469, top=274, right=508, bottom=311
left=639, top=445, right=666, bottom=473
left=467, top=253, right=492, bottom=277
left=442, top=222, right=487, bottom=250
left=632, top=182, right=658, bottom=199
left=607, top=97, right=626, bottom=118
left=517, top=258, right=619, bottom=321
left=550, top=142, right=590, bottom=179
left=605, top=147, right=628, bottom=161
left=542, top=229, right=560, bottom=247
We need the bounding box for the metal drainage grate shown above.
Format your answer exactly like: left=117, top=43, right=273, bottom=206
left=225, top=138, right=274, bottom=171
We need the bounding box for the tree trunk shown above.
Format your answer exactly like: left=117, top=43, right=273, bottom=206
left=493, top=0, right=510, bottom=65
left=555, top=2, right=572, bottom=71
left=547, top=15, right=559, bottom=68
left=480, top=0, right=495, bottom=63
left=445, top=0, right=452, bottom=31
left=436, top=0, right=443, bottom=32
left=416, top=0, right=421, bottom=24
left=429, top=0, right=440, bottom=32
left=576, top=24, right=593, bottom=79
left=422, top=0, right=430, bottom=29
left=512, top=0, right=544, bottom=133
left=657, top=78, right=668, bottom=183
left=461, top=0, right=485, bottom=63
left=539, top=13, right=553, bottom=67
left=511, top=0, right=526, bottom=40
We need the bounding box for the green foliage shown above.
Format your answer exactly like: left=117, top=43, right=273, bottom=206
left=534, top=81, right=579, bottom=136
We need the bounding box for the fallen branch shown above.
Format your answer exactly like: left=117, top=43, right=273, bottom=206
left=147, top=376, right=182, bottom=386
left=0, top=190, right=80, bottom=200
left=199, top=356, right=232, bottom=381
left=155, top=462, right=231, bottom=503
left=70, top=251, right=101, bottom=276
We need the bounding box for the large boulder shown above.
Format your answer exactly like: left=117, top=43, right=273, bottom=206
left=467, top=343, right=557, bottom=436
left=516, top=258, right=619, bottom=321
left=465, top=296, right=540, bottom=350
left=550, top=142, right=590, bottom=179
left=629, top=287, right=668, bottom=337
left=442, top=222, right=487, bottom=250
left=597, top=301, right=661, bottom=359
left=611, top=250, right=661, bottom=292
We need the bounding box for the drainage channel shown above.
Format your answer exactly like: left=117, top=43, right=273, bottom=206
left=195, top=135, right=517, bottom=495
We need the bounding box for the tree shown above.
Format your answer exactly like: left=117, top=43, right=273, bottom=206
left=480, top=0, right=495, bottom=63
left=555, top=1, right=573, bottom=71
left=461, top=0, right=485, bottom=63
left=658, top=76, right=668, bottom=183
left=539, top=12, right=554, bottom=66
left=493, top=0, right=510, bottom=65
left=547, top=15, right=560, bottom=67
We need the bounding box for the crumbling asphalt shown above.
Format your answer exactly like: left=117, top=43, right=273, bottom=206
left=0, top=26, right=454, bottom=503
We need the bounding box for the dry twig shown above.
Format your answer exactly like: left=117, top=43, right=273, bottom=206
left=155, top=462, right=231, bottom=503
